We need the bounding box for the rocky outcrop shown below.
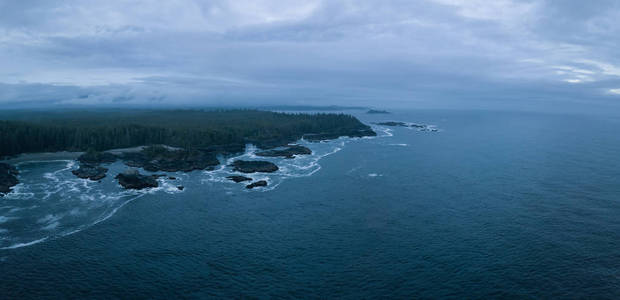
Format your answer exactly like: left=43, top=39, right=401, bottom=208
left=115, top=169, right=159, bottom=190
left=72, top=150, right=117, bottom=180
left=303, top=128, right=376, bottom=142
left=367, top=109, right=390, bottom=114
left=0, top=163, right=19, bottom=196
left=246, top=180, right=267, bottom=189
left=122, top=146, right=220, bottom=172
left=199, top=143, right=245, bottom=156
left=374, top=121, right=438, bottom=132
left=78, top=150, right=118, bottom=164
left=256, top=145, right=312, bottom=159
left=72, top=163, right=108, bottom=181
left=230, top=160, right=279, bottom=173
left=375, top=121, right=409, bottom=127
left=250, top=138, right=297, bottom=150
left=227, top=175, right=253, bottom=183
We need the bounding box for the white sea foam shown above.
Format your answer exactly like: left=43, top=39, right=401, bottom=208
left=403, top=123, right=440, bottom=132
left=89, top=193, right=146, bottom=227
left=37, top=214, right=61, bottom=224
left=1, top=237, right=49, bottom=250
left=376, top=127, right=393, bottom=137
left=1, top=123, right=397, bottom=249
left=4, top=183, right=35, bottom=200
left=41, top=221, right=59, bottom=231
left=346, top=166, right=363, bottom=175
left=200, top=134, right=358, bottom=192
left=0, top=160, right=153, bottom=250
left=152, top=178, right=185, bottom=194
left=374, top=122, right=441, bottom=133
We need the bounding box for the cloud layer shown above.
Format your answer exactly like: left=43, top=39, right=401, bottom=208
left=1, top=0, right=619, bottom=110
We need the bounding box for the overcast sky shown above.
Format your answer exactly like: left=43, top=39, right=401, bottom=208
left=1, top=0, right=619, bottom=111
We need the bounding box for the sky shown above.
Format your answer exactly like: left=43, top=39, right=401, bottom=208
left=1, top=0, right=620, bottom=111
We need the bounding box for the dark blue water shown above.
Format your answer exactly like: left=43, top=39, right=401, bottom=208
left=2, top=110, right=620, bottom=298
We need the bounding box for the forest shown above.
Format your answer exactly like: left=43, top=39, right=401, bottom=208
left=0, top=109, right=375, bottom=158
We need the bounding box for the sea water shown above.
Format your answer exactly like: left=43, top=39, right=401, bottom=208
left=1, top=109, right=620, bottom=298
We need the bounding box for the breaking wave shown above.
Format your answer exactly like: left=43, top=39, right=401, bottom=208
left=0, top=160, right=181, bottom=250
left=0, top=128, right=394, bottom=250
left=201, top=138, right=349, bottom=192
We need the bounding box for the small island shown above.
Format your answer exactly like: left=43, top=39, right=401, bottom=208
left=255, top=145, right=312, bottom=159
left=231, top=160, right=279, bottom=173
left=375, top=121, right=409, bottom=127
left=374, top=121, right=439, bottom=132
left=246, top=180, right=268, bottom=189
left=115, top=169, right=159, bottom=190
left=227, top=175, right=253, bottom=183
left=72, top=163, right=108, bottom=181
left=366, top=109, right=390, bottom=114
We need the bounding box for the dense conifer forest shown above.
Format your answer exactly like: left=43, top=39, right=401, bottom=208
left=0, top=109, right=374, bottom=157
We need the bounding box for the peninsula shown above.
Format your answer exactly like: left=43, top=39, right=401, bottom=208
left=0, top=109, right=376, bottom=192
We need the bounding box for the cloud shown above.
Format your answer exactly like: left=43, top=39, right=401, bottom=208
left=0, top=0, right=619, bottom=112
left=430, top=0, right=537, bottom=23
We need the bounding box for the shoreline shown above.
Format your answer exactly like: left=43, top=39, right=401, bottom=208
left=0, top=146, right=172, bottom=165
left=1, top=151, right=84, bottom=164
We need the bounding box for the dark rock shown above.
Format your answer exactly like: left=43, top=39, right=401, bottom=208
left=353, top=128, right=377, bottom=138
left=367, top=109, right=390, bottom=114
left=72, top=163, right=108, bottom=181
left=0, top=163, right=19, bottom=196
left=246, top=180, right=267, bottom=189
left=374, top=121, right=409, bottom=127
left=374, top=121, right=437, bottom=131
left=168, top=176, right=177, bottom=180
left=230, top=160, right=279, bottom=173
left=256, top=145, right=312, bottom=158
left=199, top=143, right=245, bottom=156
left=303, top=128, right=376, bottom=142
left=227, top=175, right=252, bottom=183
left=73, top=150, right=116, bottom=181
left=250, top=139, right=292, bottom=149
left=115, top=169, right=158, bottom=190
left=177, top=186, right=184, bottom=190
left=78, top=150, right=117, bottom=164
left=122, top=145, right=220, bottom=172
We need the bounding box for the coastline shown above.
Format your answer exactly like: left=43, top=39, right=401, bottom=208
left=0, top=146, right=173, bottom=165
left=1, top=151, right=84, bottom=164
left=0, top=123, right=380, bottom=249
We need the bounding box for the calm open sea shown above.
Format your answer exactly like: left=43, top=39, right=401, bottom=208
left=1, top=109, right=620, bottom=298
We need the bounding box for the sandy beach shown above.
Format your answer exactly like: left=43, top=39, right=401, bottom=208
left=0, top=145, right=183, bottom=164
left=1, top=151, right=84, bottom=164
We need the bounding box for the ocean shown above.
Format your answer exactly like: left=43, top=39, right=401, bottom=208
left=1, top=109, right=620, bottom=298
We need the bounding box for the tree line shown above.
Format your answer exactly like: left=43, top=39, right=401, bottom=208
left=0, top=109, right=370, bottom=157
